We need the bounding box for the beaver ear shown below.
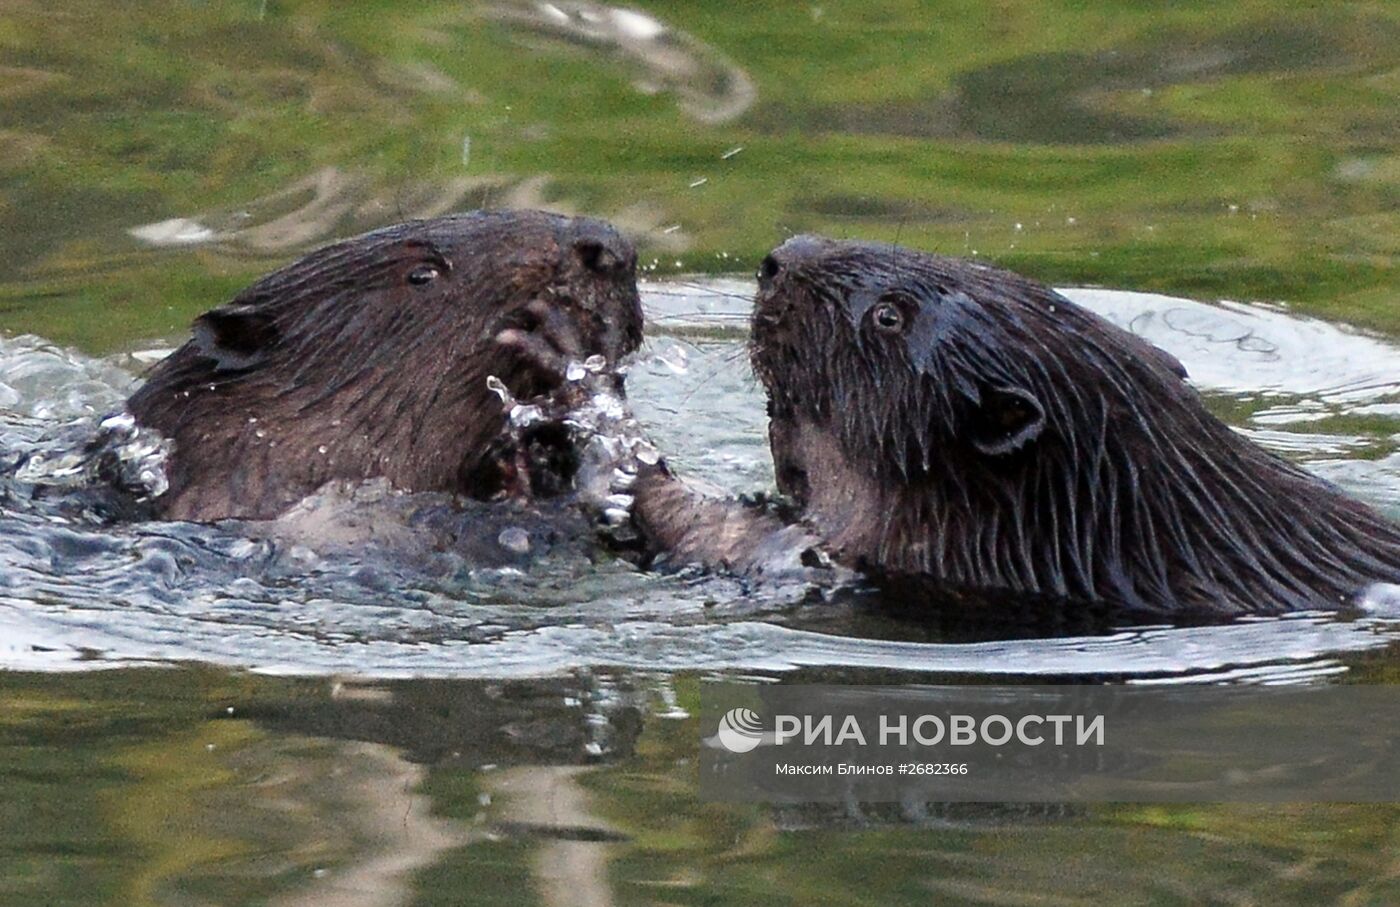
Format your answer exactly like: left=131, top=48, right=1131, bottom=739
left=192, top=304, right=279, bottom=371
left=968, top=385, right=1045, bottom=456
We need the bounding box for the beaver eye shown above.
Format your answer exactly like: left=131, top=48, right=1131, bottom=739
left=871, top=301, right=905, bottom=333
left=407, top=265, right=440, bottom=286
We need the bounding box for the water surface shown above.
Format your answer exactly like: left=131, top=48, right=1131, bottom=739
left=3, top=2, right=1400, bottom=904
left=2, top=279, right=1398, bottom=681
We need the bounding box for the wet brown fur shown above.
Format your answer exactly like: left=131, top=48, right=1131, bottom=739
left=742, top=236, right=1400, bottom=616
left=127, top=210, right=641, bottom=521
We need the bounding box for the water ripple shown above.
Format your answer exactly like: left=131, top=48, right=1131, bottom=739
left=3, top=282, right=1400, bottom=680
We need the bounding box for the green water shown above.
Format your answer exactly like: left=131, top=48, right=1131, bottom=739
left=5, top=666, right=1400, bottom=905
left=3, top=2, right=1400, bottom=904
left=1, top=1, right=1397, bottom=351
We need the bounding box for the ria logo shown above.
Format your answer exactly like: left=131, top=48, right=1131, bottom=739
left=716, top=707, right=764, bottom=753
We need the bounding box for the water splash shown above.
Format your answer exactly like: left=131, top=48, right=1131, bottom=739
left=2, top=282, right=1400, bottom=679
left=485, top=1, right=757, bottom=123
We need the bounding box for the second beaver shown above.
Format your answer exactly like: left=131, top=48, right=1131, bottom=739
left=127, top=210, right=642, bottom=521
left=630, top=237, right=1400, bottom=618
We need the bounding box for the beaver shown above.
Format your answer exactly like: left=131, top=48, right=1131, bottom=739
left=629, top=236, right=1400, bottom=618
left=126, top=210, right=642, bottom=522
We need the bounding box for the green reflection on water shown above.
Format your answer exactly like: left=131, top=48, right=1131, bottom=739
left=4, top=668, right=1399, bottom=906
left=0, top=0, right=1396, bottom=353
left=3, top=2, right=1400, bottom=903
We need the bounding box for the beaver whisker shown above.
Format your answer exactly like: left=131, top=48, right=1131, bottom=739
left=665, top=280, right=755, bottom=303
left=644, top=312, right=754, bottom=323
left=670, top=349, right=752, bottom=409
left=641, top=290, right=752, bottom=306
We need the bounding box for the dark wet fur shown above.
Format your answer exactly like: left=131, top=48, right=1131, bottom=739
left=749, top=236, right=1400, bottom=617
left=128, top=210, right=642, bottom=521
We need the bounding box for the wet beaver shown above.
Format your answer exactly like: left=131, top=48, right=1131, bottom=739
left=127, top=210, right=642, bottom=522
left=631, top=236, right=1400, bottom=618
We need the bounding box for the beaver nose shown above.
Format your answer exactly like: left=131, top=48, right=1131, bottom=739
left=570, top=223, right=634, bottom=277
left=759, top=235, right=828, bottom=288
left=757, top=254, right=781, bottom=288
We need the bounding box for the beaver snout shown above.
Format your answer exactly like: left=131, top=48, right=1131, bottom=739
left=754, top=235, right=837, bottom=332
left=573, top=237, right=630, bottom=277
left=555, top=218, right=642, bottom=359
left=567, top=221, right=636, bottom=278
left=757, top=254, right=781, bottom=288
left=759, top=235, right=831, bottom=288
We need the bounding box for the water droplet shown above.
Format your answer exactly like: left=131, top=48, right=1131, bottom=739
left=486, top=375, right=513, bottom=404
left=509, top=404, right=544, bottom=427
left=497, top=527, right=530, bottom=555
left=653, top=345, right=689, bottom=375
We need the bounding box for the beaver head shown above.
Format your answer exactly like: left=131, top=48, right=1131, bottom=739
left=128, top=209, right=642, bottom=521
left=750, top=235, right=1400, bottom=616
